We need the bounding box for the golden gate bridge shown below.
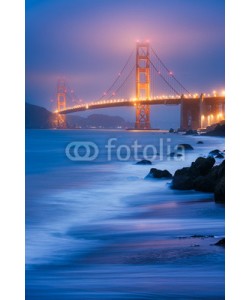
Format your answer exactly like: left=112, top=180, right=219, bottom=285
left=55, top=42, right=225, bottom=130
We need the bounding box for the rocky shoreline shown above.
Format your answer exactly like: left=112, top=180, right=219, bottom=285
left=171, top=156, right=225, bottom=203
left=143, top=148, right=225, bottom=203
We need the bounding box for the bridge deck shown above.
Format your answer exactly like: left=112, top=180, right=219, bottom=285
left=59, top=96, right=225, bottom=114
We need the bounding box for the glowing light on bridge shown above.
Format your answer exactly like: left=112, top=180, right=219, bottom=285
left=217, top=113, right=223, bottom=121
left=207, top=115, right=211, bottom=126
left=54, top=45, right=225, bottom=131
left=201, top=114, right=205, bottom=128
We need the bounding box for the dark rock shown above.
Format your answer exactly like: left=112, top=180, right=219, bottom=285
left=171, top=173, right=194, bottom=190
left=169, top=128, right=174, bottom=133
left=172, top=164, right=200, bottom=190
left=172, top=157, right=216, bottom=190
left=174, top=167, right=195, bottom=178
left=215, top=153, right=224, bottom=159
left=136, top=159, right=152, bottom=165
left=145, top=168, right=172, bottom=179
left=193, top=176, right=215, bottom=192
left=214, top=176, right=225, bottom=203
left=192, top=156, right=216, bottom=176
left=195, top=160, right=224, bottom=194
left=204, top=123, right=225, bottom=137
left=209, top=149, right=221, bottom=156
left=214, top=238, right=225, bottom=247
left=168, top=152, right=176, bottom=157
left=197, top=141, right=204, bottom=144
left=172, top=157, right=225, bottom=203
left=214, top=160, right=225, bottom=178
left=184, top=129, right=198, bottom=135
left=176, top=154, right=183, bottom=157
left=176, top=144, right=194, bottom=150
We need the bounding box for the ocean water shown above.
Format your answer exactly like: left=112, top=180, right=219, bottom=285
left=26, top=130, right=225, bottom=300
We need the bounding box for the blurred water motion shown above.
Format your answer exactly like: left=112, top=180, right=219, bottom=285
left=26, top=130, right=225, bottom=299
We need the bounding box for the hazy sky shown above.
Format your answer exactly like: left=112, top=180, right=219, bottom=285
left=25, top=0, right=225, bottom=128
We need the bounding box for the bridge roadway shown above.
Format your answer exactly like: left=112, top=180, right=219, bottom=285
left=58, top=96, right=225, bottom=114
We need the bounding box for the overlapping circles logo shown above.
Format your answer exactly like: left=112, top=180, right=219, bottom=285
left=65, top=142, right=99, bottom=161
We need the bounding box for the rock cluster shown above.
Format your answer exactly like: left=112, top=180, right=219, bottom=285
left=172, top=156, right=225, bottom=203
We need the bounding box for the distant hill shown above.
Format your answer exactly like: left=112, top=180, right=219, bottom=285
left=25, top=103, right=56, bottom=129
left=67, top=113, right=132, bottom=129
left=25, top=102, right=132, bottom=129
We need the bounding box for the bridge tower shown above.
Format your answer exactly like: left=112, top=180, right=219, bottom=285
left=57, top=79, right=67, bottom=128
left=135, top=42, right=151, bottom=129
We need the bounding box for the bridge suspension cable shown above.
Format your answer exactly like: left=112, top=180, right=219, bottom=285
left=150, top=58, right=180, bottom=96
left=150, top=47, right=190, bottom=94
left=98, top=49, right=135, bottom=101
left=66, top=82, right=82, bottom=104
left=139, top=47, right=180, bottom=96
left=107, top=65, right=135, bottom=100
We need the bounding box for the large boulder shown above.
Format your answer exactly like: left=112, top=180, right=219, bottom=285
left=218, top=160, right=225, bottom=177
left=172, top=159, right=225, bottom=202
left=191, top=156, right=216, bottom=176
left=171, top=168, right=195, bottom=189
left=193, top=176, right=215, bottom=192
left=145, top=168, right=172, bottom=179
left=204, top=123, right=225, bottom=137
left=194, top=160, right=225, bottom=193
left=209, top=160, right=225, bottom=179
left=172, top=157, right=225, bottom=202
left=172, top=157, right=216, bottom=190
left=214, top=176, right=225, bottom=203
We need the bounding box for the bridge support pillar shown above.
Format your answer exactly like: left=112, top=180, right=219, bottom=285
left=57, top=79, right=67, bottom=128
left=134, top=42, right=151, bottom=129
left=201, top=98, right=225, bottom=128
left=180, top=95, right=201, bottom=130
